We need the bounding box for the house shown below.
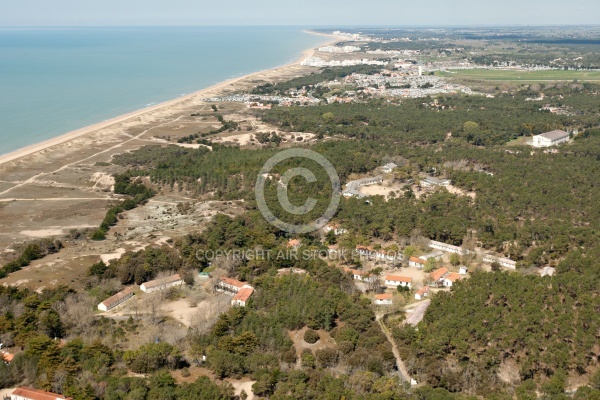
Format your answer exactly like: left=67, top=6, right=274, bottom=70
left=381, top=162, right=398, bottom=173
left=287, top=239, right=301, bottom=249
left=530, top=130, right=569, bottom=147
left=408, top=256, right=426, bottom=269
left=277, top=268, right=307, bottom=276
left=540, top=266, right=555, bottom=277
left=374, top=293, right=393, bottom=305
left=442, top=272, right=462, bottom=287
left=414, top=286, right=430, bottom=300
left=429, top=267, right=449, bottom=286
left=140, top=274, right=183, bottom=293
left=343, top=267, right=377, bottom=283
left=2, top=352, right=14, bottom=364
left=429, top=240, right=468, bottom=255
left=216, top=277, right=253, bottom=295
left=384, top=275, right=412, bottom=289
left=231, top=287, right=254, bottom=307
left=483, top=253, right=517, bottom=270
left=422, top=176, right=451, bottom=187
left=97, top=287, right=135, bottom=312
left=459, top=266, right=468, bottom=275
left=11, top=387, right=72, bottom=400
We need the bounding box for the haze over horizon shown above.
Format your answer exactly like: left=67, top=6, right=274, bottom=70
left=1, top=0, right=599, bottom=27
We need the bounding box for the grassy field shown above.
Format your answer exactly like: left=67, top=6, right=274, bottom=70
left=436, top=69, right=600, bottom=82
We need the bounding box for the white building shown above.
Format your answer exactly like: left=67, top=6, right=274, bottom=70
left=384, top=275, right=412, bottom=289
left=442, top=273, right=462, bottom=287
left=324, top=224, right=348, bottom=235
left=232, top=287, right=254, bottom=307
left=381, top=162, right=398, bottom=173
left=140, top=274, right=183, bottom=293
left=414, top=286, right=430, bottom=300
left=374, top=293, right=393, bottom=305
left=483, top=254, right=517, bottom=270
left=408, top=256, right=426, bottom=269
left=419, top=251, right=444, bottom=261
left=422, top=176, right=451, bottom=187
left=459, top=266, right=469, bottom=275
left=429, top=240, right=469, bottom=255
left=530, top=130, right=569, bottom=147
left=97, top=287, right=135, bottom=312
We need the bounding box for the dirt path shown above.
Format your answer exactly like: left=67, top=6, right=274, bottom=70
left=375, top=313, right=412, bottom=383
left=0, top=116, right=183, bottom=197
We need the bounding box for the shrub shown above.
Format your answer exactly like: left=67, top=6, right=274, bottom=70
left=303, top=328, right=320, bottom=344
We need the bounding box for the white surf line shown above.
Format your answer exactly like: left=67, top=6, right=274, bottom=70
left=0, top=116, right=183, bottom=197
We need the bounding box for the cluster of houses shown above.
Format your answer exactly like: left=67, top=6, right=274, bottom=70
left=7, top=387, right=72, bottom=400
left=97, top=273, right=184, bottom=312
left=216, top=277, right=255, bottom=307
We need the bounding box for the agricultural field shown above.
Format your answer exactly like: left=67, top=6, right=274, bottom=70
left=437, top=68, right=600, bottom=82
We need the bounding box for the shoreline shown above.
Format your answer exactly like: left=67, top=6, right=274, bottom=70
left=0, top=30, right=339, bottom=167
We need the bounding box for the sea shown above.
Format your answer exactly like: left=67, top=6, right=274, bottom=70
left=0, top=26, right=326, bottom=155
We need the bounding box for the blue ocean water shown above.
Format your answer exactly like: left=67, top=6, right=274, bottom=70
left=0, top=27, right=325, bottom=155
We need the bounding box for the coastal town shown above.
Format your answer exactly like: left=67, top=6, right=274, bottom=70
left=1, top=24, right=599, bottom=400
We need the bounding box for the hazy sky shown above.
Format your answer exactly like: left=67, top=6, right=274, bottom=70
left=1, top=0, right=599, bottom=26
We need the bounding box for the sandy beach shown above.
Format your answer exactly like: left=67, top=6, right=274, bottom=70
left=0, top=31, right=339, bottom=167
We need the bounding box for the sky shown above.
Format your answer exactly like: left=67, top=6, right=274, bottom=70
left=1, top=0, right=599, bottom=26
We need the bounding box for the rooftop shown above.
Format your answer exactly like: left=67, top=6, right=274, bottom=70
left=141, top=274, right=182, bottom=289
left=538, top=129, right=569, bottom=140
left=385, top=274, right=412, bottom=283
left=232, top=287, right=254, bottom=303
left=219, top=276, right=249, bottom=289
left=99, top=287, right=134, bottom=308
left=375, top=293, right=393, bottom=300
left=430, top=267, right=449, bottom=281
left=11, top=387, right=72, bottom=400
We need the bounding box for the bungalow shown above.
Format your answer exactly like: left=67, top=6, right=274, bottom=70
left=414, top=286, right=430, bottom=300
left=429, top=267, right=449, bottom=286
left=97, top=287, right=135, bottom=312
left=482, top=253, right=516, bottom=270
left=374, top=293, right=393, bottom=305
left=408, top=256, right=426, bottom=269
left=11, top=387, right=72, bottom=400
left=442, top=272, right=462, bottom=287
left=384, top=275, right=412, bottom=289
left=381, top=162, right=398, bottom=173
left=231, top=287, right=254, bottom=307
left=140, top=274, right=183, bottom=293
left=429, top=240, right=469, bottom=255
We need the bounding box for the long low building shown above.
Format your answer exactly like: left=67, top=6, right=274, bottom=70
left=429, top=240, right=469, bottom=255
left=530, top=129, right=569, bottom=147
left=97, top=287, right=135, bottom=312
left=483, top=254, right=516, bottom=270
left=140, top=274, right=183, bottom=293
left=11, top=386, right=72, bottom=400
